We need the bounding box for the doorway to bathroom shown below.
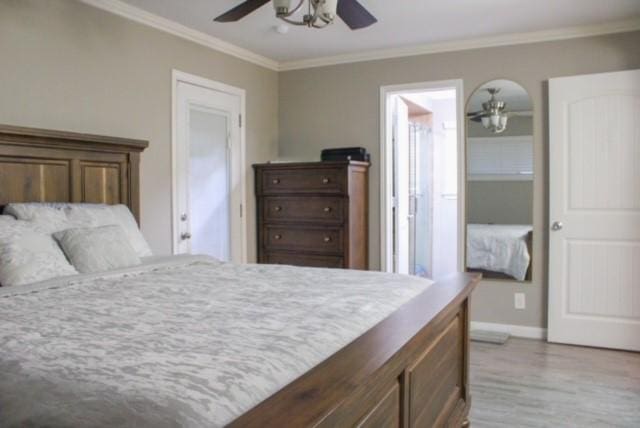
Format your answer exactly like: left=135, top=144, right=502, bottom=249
left=380, top=80, right=464, bottom=280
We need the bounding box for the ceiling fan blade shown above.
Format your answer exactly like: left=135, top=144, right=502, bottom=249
left=337, top=0, right=377, bottom=30
left=467, top=111, right=487, bottom=123
left=214, top=0, right=271, bottom=22
left=467, top=111, right=485, bottom=118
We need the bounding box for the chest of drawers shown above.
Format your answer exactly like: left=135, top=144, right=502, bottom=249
left=254, top=161, right=369, bottom=269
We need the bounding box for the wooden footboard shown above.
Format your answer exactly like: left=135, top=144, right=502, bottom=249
left=230, top=273, right=479, bottom=428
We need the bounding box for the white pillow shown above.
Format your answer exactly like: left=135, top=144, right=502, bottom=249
left=54, top=225, right=141, bottom=274
left=4, top=203, right=152, bottom=258
left=0, top=216, right=78, bottom=287
left=2, top=203, right=69, bottom=234
left=104, top=205, right=153, bottom=258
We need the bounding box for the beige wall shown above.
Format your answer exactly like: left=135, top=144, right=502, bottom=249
left=468, top=181, right=533, bottom=225
left=279, top=31, right=640, bottom=328
left=0, top=0, right=279, bottom=261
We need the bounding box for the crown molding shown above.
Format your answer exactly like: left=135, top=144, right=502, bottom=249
left=79, top=0, right=279, bottom=71
left=78, top=1, right=639, bottom=73
left=279, top=18, right=640, bottom=71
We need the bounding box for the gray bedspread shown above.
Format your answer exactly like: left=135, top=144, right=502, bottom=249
left=0, top=255, right=432, bottom=427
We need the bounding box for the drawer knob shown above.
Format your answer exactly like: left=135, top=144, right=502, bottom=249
left=274, top=234, right=282, bottom=240
left=274, top=206, right=282, bottom=212
left=323, top=236, right=332, bottom=243
left=272, top=178, right=280, bottom=184
left=323, top=206, right=332, bottom=213
left=322, top=177, right=330, bottom=184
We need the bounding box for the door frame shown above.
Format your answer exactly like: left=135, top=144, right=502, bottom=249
left=379, top=79, right=466, bottom=273
left=171, top=69, right=247, bottom=261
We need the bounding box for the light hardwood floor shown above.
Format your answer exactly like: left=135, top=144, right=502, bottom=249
left=469, top=338, right=640, bottom=427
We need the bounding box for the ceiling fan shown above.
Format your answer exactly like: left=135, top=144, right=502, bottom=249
left=214, top=0, right=377, bottom=30
left=467, top=88, right=532, bottom=134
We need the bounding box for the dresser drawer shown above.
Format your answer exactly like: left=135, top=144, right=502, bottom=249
left=263, top=225, right=343, bottom=254
left=264, top=252, right=344, bottom=268
left=260, top=167, right=346, bottom=194
left=263, top=196, right=345, bottom=224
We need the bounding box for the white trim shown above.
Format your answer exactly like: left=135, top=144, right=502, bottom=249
left=455, top=81, right=467, bottom=273
left=471, top=321, right=547, bottom=340
left=78, top=1, right=639, bottom=72
left=279, top=18, right=640, bottom=71
left=171, top=70, right=248, bottom=263
left=80, top=0, right=279, bottom=71
left=379, top=80, right=466, bottom=273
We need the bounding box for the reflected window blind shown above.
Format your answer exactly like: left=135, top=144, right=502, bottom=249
left=468, top=136, right=533, bottom=179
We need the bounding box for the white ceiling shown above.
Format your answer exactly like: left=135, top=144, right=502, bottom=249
left=119, top=0, right=640, bottom=63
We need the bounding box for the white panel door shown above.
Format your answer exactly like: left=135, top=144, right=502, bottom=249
left=175, top=81, right=243, bottom=262
left=549, top=69, right=640, bottom=351
left=394, top=97, right=410, bottom=274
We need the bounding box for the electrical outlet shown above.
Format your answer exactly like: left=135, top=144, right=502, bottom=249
left=514, top=293, right=526, bottom=310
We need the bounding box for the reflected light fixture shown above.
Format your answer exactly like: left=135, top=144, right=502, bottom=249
left=479, top=88, right=509, bottom=134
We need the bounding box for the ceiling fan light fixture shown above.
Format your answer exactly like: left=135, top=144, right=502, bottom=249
left=273, top=0, right=293, bottom=16
left=317, top=0, right=338, bottom=20
left=214, top=0, right=377, bottom=30
left=271, top=0, right=334, bottom=28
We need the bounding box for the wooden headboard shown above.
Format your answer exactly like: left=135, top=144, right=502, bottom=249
left=0, top=124, right=148, bottom=222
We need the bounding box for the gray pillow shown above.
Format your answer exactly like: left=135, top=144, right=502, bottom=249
left=54, top=225, right=141, bottom=274
left=0, top=216, right=78, bottom=287
left=4, top=203, right=153, bottom=258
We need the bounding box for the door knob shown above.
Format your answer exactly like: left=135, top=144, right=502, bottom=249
left=180, top=213, right=188, bottom=221
left=181, top=232, right=192, bottom=240
left=551, top=221, right=563, bottom=231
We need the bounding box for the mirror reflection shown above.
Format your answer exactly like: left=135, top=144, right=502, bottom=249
left=466, top=79, right=533, bottom=281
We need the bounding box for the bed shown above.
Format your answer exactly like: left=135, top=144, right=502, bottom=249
left=466, top=224, right=533, bottom=281
left=0, top=124, right=479, bottom=428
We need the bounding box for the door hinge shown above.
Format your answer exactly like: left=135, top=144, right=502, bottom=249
left=239, top=114, right=242, bottom=128
left=239, top=203, right=243, bottom=218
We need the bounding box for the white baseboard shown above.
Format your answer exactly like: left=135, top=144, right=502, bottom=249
left=471, top=321, right=547, bottom=340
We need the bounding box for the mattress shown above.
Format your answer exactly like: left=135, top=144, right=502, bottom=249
left=466, top=224, right=532, bottom=280
left=0, top=256, right=432, bottom=427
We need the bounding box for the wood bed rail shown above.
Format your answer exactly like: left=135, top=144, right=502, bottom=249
left=230, top=272, right=480, bottom=428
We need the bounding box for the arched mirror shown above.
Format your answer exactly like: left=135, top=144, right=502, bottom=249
left=465, top=79, right=534, bottom=282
